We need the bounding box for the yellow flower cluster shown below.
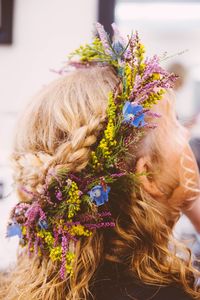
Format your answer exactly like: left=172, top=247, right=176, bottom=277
left=152, top=73, right=160, bottom=81
left=21, top=226, right=26, bottom=235
left=49, top=246, right=62, bottom=262
left=98, top=92, right=117, bottom=159
left=65, top=252, right=75, bottom=275
left=70, top=38, right=105, bottom=62
left=136, top=43, right=145, bottom=74
left=67, top=181, right=81, bottom=219
left=70, top=224, right=92, bottom=237
left=91, top=151, right=101, bottom=169
left=93, top=37, right=103, bottom=50
left=37, top=231, right=59, bottom=261
left=37, top=230, right=54, bottom=248
left=99, top=121, right=117, bottom=158
left=143, top=89, right=165, bottom=108
left=107, top=91, right=116, bottom=120
left=124, top=63, right=132, bottom=97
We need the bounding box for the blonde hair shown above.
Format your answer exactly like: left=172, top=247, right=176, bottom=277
left=1, top=66, right=200, bottom=299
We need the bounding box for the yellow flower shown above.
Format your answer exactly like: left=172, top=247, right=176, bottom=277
left=37, top=231, right=54, bottom=247
left=136, top=43, right=145, bottom=74
left=124, top=63, right=132, bottom=96
left=152, top=73, right=160, bottom=80
left=50, top=246, right=62, bottom=262
left=70, top=224, right=92, bottom=237
left=65, top=252, right=75, bottom=275
left=21, top=226, right=26, bottom=235
left=67, top=181, right=81, bottom=219
left=96, top=92, right=117, bottom=160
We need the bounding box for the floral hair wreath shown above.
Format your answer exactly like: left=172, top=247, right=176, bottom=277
left=7, top=23, right=177, bottom=279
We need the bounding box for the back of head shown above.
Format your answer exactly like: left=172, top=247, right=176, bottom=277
left=13, top=66, right=118, bottom=193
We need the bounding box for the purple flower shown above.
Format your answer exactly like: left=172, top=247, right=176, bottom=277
left=6, top=221, right=22, bottom=238
left=111, top=23, right=126, bottom=47
left=25, top=202, right=46, bottom=225
left=56, top=190, right=62, bottom=201
left=96, top=22, right=112, bottom=55
left=123, top=101, right=146, bottom=127
left=14, top=203, right=30, bottom=217
left=60, top=235, right=69, bottom=279
left=88, top=185, right=111, bottom=207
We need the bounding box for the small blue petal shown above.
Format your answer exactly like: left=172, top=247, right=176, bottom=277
left=135, top=115, right=146, bottom=127
left=107, top=186, right=111, bottom=193
left=132, top=105, right=143, bottom=115
left=122, top=101, right=132, bottom=115
left=123, top=101, right=146, bottom=128
left=112, top=41, right=124, bottom=55
left=88, top=185, right=110, bottom=207
left=6, top=222, right=22, bottom=238
left=131, top=115, right=146, bottom=127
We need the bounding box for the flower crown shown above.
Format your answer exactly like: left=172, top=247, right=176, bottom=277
left=7, top=23, right=177, bottom=279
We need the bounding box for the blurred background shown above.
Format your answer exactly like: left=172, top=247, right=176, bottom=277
left=0, top=0, right=200, bottom=270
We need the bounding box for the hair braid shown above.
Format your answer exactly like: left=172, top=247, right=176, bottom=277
left=12, top=152, right=54, bottom=194
left=12, top=115, right=105, bottom=194
left=54, top=115, right=105, bottom=172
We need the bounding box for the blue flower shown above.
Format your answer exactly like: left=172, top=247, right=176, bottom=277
left=112, top=41, right=125, bottom=57
left=38, top=219, right=48, bottom=230
left=6, top=221, right=22, bottom=238
left=122, top=101, right=146, bottom=128
left=88, top=185, right=111, bottom=207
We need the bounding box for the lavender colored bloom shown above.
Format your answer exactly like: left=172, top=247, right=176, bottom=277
left=88, top=185, right=111, bottom=207
left=123, top=48, right=132, bottom=60
left=6, top=221, right=22, bottom=238
left=111, top=23, right=126, bottom=47
left=25, top=202, right=46, bottom=225
left=60, top=235, right=69, bottom=279
left=130, top=54, right=176, bottom=103
left=98, top=211, right=112, bottom=218
left=96, top=22, right=112, bottom=55
left=146, top=111, right=161, bottom=118
left=14, top=203, right=30, bottom=216
left=34, top=235, right=40, bottom=255
left=85, top=221, right=115, bottom=230
left=123, top=101, right=146, bottom=128
left=56, top=190, right=62, bottom=201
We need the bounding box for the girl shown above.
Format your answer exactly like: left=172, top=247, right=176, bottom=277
left=1, top=24, right=200, bottom=300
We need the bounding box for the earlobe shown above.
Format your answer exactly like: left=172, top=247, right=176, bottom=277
left=136, top=156, right=165, bottom=199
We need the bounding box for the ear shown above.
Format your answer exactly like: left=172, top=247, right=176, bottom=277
left=135, top=156, right=165, bottom=199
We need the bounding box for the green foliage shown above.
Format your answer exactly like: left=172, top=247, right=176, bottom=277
left=69, top=38, right=110, bottom=63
